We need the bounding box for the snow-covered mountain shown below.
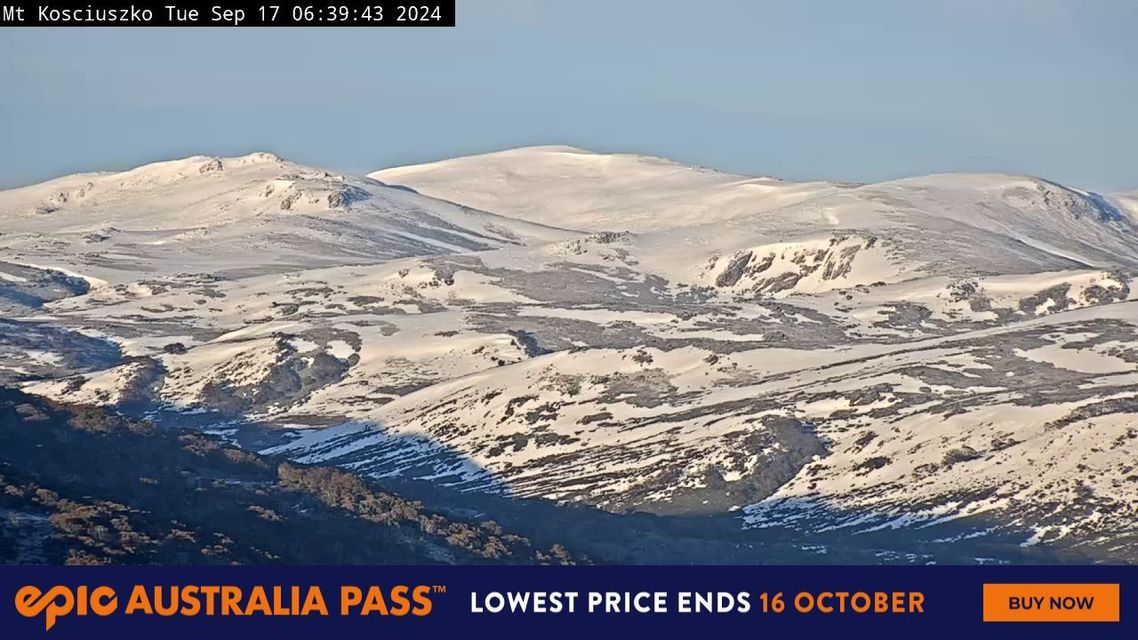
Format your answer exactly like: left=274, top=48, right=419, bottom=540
left=370, top=145, right=849, bottom=233
left=4, top=147, right=1137, bottom=563
left=0, top=152, right=575, bottom=283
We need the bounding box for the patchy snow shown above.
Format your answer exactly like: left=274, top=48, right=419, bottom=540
left=5, top=147, right=1138, bottom=561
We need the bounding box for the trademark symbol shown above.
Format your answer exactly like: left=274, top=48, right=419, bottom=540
left=432, top=585, right=448, bottom=594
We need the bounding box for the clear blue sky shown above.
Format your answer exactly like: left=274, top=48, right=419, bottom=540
left=2, top=0, right=1137, bottom=191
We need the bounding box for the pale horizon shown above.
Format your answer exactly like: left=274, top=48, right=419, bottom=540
left=3, top=0, right=1137, bottom=192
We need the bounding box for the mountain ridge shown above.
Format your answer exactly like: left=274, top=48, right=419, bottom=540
left=3, top=146, right=1136, bottom=563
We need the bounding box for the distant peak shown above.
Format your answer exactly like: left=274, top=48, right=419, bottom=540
left=229, top=151, right=284, bottom=165
left=124, top=151, right=285, bottom=174
left=503, top=145, right=594, bottom=154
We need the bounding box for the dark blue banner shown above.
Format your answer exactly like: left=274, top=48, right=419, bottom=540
left=1, top=565, right=1132, bottom=639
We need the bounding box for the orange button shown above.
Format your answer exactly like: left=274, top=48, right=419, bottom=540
left=983, top=583, right=1119, bottom=622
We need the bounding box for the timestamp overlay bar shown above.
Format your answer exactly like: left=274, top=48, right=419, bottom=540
left=0, top=0, right=455, bottom=27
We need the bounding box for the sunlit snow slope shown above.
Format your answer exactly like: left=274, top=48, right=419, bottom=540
left=4, top=147, right=1137, bottom=563
left=370, top=145, right=849, bottom=233
left=0, top=152, right=575, bottom=282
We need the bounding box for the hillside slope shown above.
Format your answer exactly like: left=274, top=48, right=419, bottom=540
left=4, top=148, right=1137, bottom=563
left=0, top=388, right=578, bottom=565
left=370, top=146, right=849, bottom=233
left=0, top=152, right=576, bottom=283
